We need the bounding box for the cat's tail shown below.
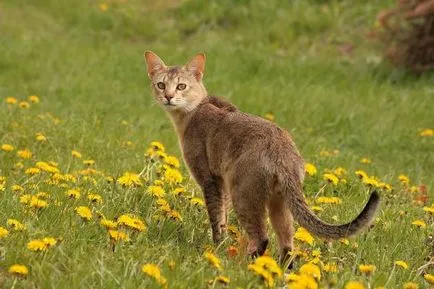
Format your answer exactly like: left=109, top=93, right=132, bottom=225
left=283, top=181, right=380, bottom=239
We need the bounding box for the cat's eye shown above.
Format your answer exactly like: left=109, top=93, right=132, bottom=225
left=176, top=83, right=187, bottom=91
left=156, top=82, right=166, bottom=90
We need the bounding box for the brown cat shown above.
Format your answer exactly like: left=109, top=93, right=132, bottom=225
left=144, top=51, right=380, bottom=263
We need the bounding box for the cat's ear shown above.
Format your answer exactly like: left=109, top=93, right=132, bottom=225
left=144, top=51, right=166, bottom=78
left=185, top=53, right=206, bottom=81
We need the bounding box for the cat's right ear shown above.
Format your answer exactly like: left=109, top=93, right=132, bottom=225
left=144, top=51, right=166, bottom=79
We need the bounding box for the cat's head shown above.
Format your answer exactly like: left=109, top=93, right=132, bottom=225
left=144, top=51, right=207, bottom=113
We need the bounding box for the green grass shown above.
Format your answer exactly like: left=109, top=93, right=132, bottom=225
left=0, top=0, right=433, bottom=288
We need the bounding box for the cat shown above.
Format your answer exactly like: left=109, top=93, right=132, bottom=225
left=144, top=51, right=380, bottom=263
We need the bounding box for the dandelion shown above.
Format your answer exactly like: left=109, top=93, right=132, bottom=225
left=117, top=172, right=143, bottom=187
left=108, top=230, right=129, bottom=241
left=190, top=197, right=204, bottom=206
left=19, top=101, right=30, bottom=108
left=305, top=163, right=317, bottom=176
left=5, top=97, right=17, bottom=104
left=300, top=263, right=321, bottom=280
left=399, top=175, right=410, bottom=186
left=17, top=149, right=32, bottom=159
left=248, top=256, right=282, bottom=287
left=395, top=260, right=408, bottom=269
left=172, top=187, right=185, bottom=196
left=423, top=206, right=434, bottom=214
left=355, top=170, right=368, bottom=180
left=150, top=141, right=165, bottom=152
left=164, top=168, right=183, bottom=184
left=165, top=155, right=180, bottom=168
left=323, top=173, right=339, bottom=185
left=423, top=274, right=434, bottom=284
left=1, top=144, right=14, bottom=152
left=8, top=264, right=29, bottom=276
left=71, top=150, right=82, bottom=158
left=148, top=186, right=165, bottom=198
left=142, top=263, right=167, bottom=286
left=117, top=214, right=146, bottom=232
left=88, top=193, right=102, bottom=203
left=340, top=238, right=350, bottom=245
left=345, top=281, right=365, bottom=289
left=316, top=196, right=342, bottom=204
left=204, top=252, right=222, bottom=270
left=75, top=206, right=92, bottom=221
left=323, top=262, right=338, bottom=273
left=294, top=227, right=314, bottom=245
left=83, top=159, right=95, bottom=166
left=25, top=167, right=40, bottom=175
left=360, top=158, right=371, bottom=164
left=168, top=210, right=182, bottom=222
left=403, top=282, right=418, bottom=289
left=7, top=219, right=26, bottom=231
left=411, top=220, right=426, bottom=229
left=419, top=129, right=433, bottom=137
left=28, top=95, right=40, bottom=103
left=29, top=197, right=48, bottom=209
left=100, top=219, right=118, bottom=229
left=36, top=133, right=47, bottom=142
left=66, top=189, right=81, bottom=199
left=215, top=276, right=230, bottom=285
left=358, top=264, right=376, bottom=275
left=27, top=237, right=57, bottom=251
left=286, top=273, right=318, bottom=289
left=36, top=161, right=59, bottom=173
left=0, top=227, right=9, bottom=239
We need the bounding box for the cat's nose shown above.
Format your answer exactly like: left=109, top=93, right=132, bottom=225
left=164, top=94, right=174, bottom=101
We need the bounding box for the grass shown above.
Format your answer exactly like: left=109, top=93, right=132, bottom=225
left=0, top=0, right=433, bottom=288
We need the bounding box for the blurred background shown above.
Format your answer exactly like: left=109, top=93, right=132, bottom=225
left=0, top=0, right=432, bottom=182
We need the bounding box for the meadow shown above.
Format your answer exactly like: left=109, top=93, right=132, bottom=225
left=0, top=0, right=433, bottom=288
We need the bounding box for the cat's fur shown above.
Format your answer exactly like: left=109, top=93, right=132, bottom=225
left=144, top=51, right=380, bottom=262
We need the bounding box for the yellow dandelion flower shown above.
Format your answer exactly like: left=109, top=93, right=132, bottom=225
left=83, top=159, right=95, bottom=166
left=355, top=170, right=368, bottom=180
left=117, top=214, right=146, bottom=232
left=17, top=149, right=32, bottom=159
left=248, top=263, right=276, bottom=287
left=165, top=155, right=180, bottom=168
left=150, top=141, right=165, bottom=152
left=333, top=167, right=347, bottom=177
left=294, top=227, right=314, bottom=245
left=323, top=262, right=338, bottom=273
left=8, top=264, right=29, bottom=276
left=36, top=133, right=47, bottom=142
left=148, top=185, right=165, bottom=198
left=359, top=264, right=376, bottom=275
left=168, top=210, right=182, bottom=222
left=11, top=185, right=24, bottom=193
left=117, top=172, right=143, bottom=187
left=305, top=163, right=317, bottom=176
left=345, top=281, right=365, bottom=289
left=0, top=227, right=9, bottom=239
left=340, top=238, right=350, bottom=245
left=28, top=95, right=40, bottom=103
left=172, top=187, right=185, bottom=196
left=399, top=174, right=410, bottom=185
left=42, top=237, right=57, bottom=247
left=360, top=158, right=371, bottom=164
left=287, top=273, right=318, bottom=289
left=419, top=129, right=433, bottom=137
left=25, top=167, right=40, bottom=175
left=423, top=206, right=434, bottom=214
left=316, top=196, right=342, bottom=204
left=29, top=197, right=48, bottom=209
left=88, top=193, right=102, bottom=203
left=36, top=161, right=59, bottom=173
left=100, top=219, right=118, bottom=229
left=263, top=113, right=275, bottom=122
left=255, top=256, right=282, bottom=278
left=395, top=260, right=408, bottom=269
left=411, top=220, right=426, bottom=229
left=66, top=189, right=81, bottom=199
left=142, top=263, right=167, bottom=285
left=403, top=282, right=418, bottom=289
left=71, top=150, right=82, bottom=158
left=5, top=97, right=17, bottom=104
left=1, top=144, right=14, bottom=152
left=423, top=274, right=434, bottom=284
left=7, top=219, right=26, bottom=231
left=27, top=237, right=56, bottom=251
left=108, top=230, right=129, bottom=241
left=75, top=206, right=92, bottom=221
left=204, top=252, right=222, bottom=270
left=164, top=168, right=183, bottom=184
left=19, top=101, right=30, bottom=108
left=362, top=176, right=379, bottom=187
left=300, top=263, right=321, bottom=280
left=190, top=197, right=205, bottom=206
left=323, top=173, right=339, bottom=185
left=215, top=275, right=230, bottom=285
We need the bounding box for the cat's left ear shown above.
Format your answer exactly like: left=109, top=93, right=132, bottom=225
left=185, top=53, right=206, bottom=81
